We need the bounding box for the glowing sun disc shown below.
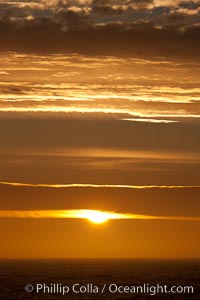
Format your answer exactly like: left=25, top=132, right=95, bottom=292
left=86, top=211, right=110, bottom=224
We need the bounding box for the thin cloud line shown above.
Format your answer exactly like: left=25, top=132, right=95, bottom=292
left=0, top=181, right=200, bottom=189
left=0, top=107, right=200, bottom=119
left=121, top=118, right=178, bottom=124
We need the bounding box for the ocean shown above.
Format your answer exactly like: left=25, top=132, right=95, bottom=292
left=0, top=259, right=199, bottom=299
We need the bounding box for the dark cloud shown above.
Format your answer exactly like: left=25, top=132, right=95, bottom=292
left=0, top=14, right=199, bottom=57
left=92, top=0, right=125, bottom=15
left=55, top=9, right=92, bottom=29
left=0, top=0, right=199, bottom=57
left=92, top=0, right=154, bottom=15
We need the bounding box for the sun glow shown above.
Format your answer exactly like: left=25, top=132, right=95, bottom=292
left=85, top=210, right=110, bottom=224
left=0, top=209, right=200, bottom=223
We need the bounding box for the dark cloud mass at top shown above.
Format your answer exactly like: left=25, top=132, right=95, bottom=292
left=0, top=0, right=199, bottom=55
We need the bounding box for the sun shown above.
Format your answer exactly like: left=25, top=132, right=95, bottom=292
left=86, top=210, right=110, bottom=224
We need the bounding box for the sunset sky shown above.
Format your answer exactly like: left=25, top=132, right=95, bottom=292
left=0, top=0, right=200, bottom=258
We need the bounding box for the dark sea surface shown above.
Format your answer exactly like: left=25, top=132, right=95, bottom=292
left=0, top=259, right=199, bottom=300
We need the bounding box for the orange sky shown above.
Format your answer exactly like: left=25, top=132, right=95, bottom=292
left=0, top=1, right=200, bottom=258
left=0, top=183, right=200, bottom=258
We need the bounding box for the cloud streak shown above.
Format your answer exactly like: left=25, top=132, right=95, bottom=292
left=1, top=181, right=200, bottom=189
left=121, top=118, right=178, bottom=123
left=0, top=209, right=199, bottom=222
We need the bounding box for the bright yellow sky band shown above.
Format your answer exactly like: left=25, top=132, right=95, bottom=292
left=0, top=210, right=199, bottom=223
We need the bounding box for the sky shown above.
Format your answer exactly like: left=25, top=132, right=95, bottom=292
left=0, top=0, right=200, bottom=258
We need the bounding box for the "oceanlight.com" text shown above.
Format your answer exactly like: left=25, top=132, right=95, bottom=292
left=25, top=282, right=195, bottom=296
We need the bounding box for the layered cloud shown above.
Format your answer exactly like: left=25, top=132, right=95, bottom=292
left=0, top=53, right=200, bottom=121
